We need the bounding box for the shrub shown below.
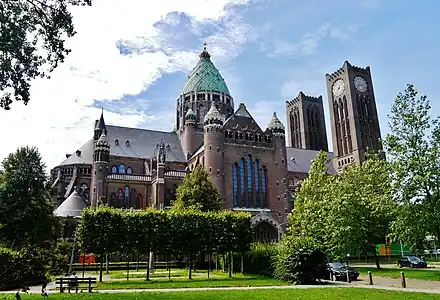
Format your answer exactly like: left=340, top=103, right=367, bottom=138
left=246, top=243, right=277, bottom=276
left=0, top=247, right=21, bottom=290
left=48, top=241, right=72, bottom=276
left=273, top=236, right=327, bottom=285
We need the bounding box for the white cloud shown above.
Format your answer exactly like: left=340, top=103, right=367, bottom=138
left=0, top=0, right=255, bottom=170
left=264, top=23, right=357, bottom=58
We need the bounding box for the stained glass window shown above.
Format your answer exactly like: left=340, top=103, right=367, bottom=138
left=118, top=164, right=126, bottom=174
left=118, top=189, right=123, bottom=208
left=233, top=163, right=239, bottom=207
left=239, top=158, right=245, bottom=208
left=255, top=159, right=260, bottom=208
left=262, top=166, right=268, bottom=208
left=247, top=155, right=253, bottom=208
left=124, top=186, right=129, bottom=208
left=127, top=167, right=133, bottom=175
left=111, top=166, right=117, bottom=174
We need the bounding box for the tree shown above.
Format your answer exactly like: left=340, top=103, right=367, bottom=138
left=173, top=166, right=222, bottom=211
left=0, top=146, right=57, bottom=249
left=385, top=84, right=440, bottom=251
left=289, top=151, right=396, bottom=268
left=0, top=0, right=92, bottom=110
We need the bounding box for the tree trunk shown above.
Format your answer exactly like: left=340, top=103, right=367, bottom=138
left=215, top=255, right=218, bottom=271
left=99, top=255, right=104, bottom=282
left=208, top=252, right=211, bottom=279
left=126, top=254, right=130, bottom=281
left=136, top=254, right=139, bottom=272
left=228, top=252, right=232, bottom=278
left=241, top=254, right=244, bottom=275
left=168, top=254, right=171, bottom=279
left=223, top=254, right=226, bottom=272
left=146, top=248, right=151, bottom=281
left=373, top=245, right=381, bottom=269
left=188, top=254, right=192, bottom=280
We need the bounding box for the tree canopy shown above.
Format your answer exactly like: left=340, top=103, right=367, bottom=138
left=173, top=165, right=222, bottom=211
left=385, top=84, right=440, bottom=251
left=0, top=146, right=57, bottom=249
left=289, top=151, right=395, bottom=267
left=0, top=0, right=92, bottom=110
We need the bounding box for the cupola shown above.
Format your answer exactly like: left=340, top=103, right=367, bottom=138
left=267, top=112, right=285, bottom=137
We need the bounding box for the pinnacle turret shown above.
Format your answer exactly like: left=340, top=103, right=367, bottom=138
left=267, top=112, right=285, bottom=137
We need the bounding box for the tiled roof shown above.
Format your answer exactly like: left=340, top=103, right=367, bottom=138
left=57, top=126, right=186, bottom=167
left=182, top=48, right=230, bottom=95
left=54, top=190, right=87, bottom=218
left=287, top=148, right=336, bottom=174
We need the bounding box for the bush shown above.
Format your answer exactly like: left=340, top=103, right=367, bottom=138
left=0, top=247, right=21, bottom=290
left=48, top=241, right=72, bottom=276
left=246, top=243, right=277, bottom=276
left=273, top=236, right=327, bottom=285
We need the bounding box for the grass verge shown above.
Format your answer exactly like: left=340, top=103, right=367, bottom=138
left=357, top=267, right=440, bottom=281
left=4, top=288, right=440, bottom=299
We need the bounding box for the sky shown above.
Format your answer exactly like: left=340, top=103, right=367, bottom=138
left=1, top=0, right=439, bottom=170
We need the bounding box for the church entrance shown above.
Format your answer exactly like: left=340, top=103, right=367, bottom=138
left=253, top=221, right=278, bottom=243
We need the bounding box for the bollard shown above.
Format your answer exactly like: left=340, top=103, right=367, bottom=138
left=346, top=270, right=351, bottom=283
left=368, top=271, right=373, bottom=285
left=401, top=271, right=406, bottom=288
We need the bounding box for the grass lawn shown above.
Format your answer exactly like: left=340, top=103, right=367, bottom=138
left=5, top=288, right=440, bottom=299
left=357, top=267, right=440, bottom=281
left=98, top=269, right=285, bottom=289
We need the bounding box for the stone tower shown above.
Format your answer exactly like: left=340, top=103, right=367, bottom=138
left=181, top=109, right=197, bottom=158
left=91, top=130, right=110, bottom=206
left=286, top=92, right=328, bottom=151
left=325, top=61, right=383, bottom=171
left=203, top=105, right=226, bottom=201
left=177, top=43, right=234, bottom=155
left=266, top=112, right=289, bottom=231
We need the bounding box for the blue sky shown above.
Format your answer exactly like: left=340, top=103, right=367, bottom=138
left=1, top=0, right=439, bottom=168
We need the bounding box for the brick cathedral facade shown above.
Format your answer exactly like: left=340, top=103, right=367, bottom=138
left=52, top=46, right=383, bottom=242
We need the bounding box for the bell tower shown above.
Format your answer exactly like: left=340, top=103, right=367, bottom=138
left=325, top=61, right=383, bottom=171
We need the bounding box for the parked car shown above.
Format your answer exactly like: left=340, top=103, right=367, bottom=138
left=397, top=256, right=427, bottom=268
left=325, top=261, right=359, bottom=281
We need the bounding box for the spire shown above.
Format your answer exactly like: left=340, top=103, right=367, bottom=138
left=199, top=41, right=211, bottom=59
left=267, top=112, right=285, bottom=137
left=95, top=109, right=107, bottom=133
left=204, top=105, right=224, bottom=124
left=185, top=108, right=196, bottom=122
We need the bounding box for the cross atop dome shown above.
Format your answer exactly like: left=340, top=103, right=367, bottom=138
left=199, top=41, right=211, bottom=59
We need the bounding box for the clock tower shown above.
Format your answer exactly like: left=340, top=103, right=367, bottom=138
left=325, top=61, right=383, bottom=171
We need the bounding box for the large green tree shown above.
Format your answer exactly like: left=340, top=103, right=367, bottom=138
left=173, top=165, right=222, bottom=212
left=0, top=146, right=57, bottom=249
left=290, top=151, right=395, bottom=268
left=0, top=0, right=92, bottom=110
left=385, top=84, right=440, bottom=251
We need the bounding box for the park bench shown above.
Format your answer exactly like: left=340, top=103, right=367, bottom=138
left=55, top=277, right=97, bottom=293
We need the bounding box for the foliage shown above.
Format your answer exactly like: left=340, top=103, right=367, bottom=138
left=0, top=247, right=21, bottom=290
left=78, top=207, right=253, bottom=279
left=0, top=146, right=57, bottom=250
left=273, top=236, right=327, bottom=285
left=47, top=241, right=72, bottom=276
left=173, top=166, right=222, bottom=212
left=244, top=243, right=277, bottom=276
left=0, top=0, right=92, bottom=110
left=289, top=151, right=396, bottom=265
left=384, top=84, right=440, bottom=251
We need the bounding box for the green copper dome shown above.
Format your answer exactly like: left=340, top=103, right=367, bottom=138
left=182, top=46, right=230, bottom=95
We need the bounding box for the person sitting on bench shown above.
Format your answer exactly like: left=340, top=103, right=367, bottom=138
left=69, top=272, right=79, bottom=293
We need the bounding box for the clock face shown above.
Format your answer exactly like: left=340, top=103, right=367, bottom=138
left=332, top=79, right=345, bottom=97
left=354, top=76, right=368, bottom=93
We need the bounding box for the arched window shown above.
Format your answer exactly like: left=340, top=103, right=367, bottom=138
left=118, top=164, right=126, bottom=174
left=110, top=193, right=117, bottom=208
left=239, top=158, right=246, bottom=208
left=262, top=166, right=268, bottom=208
left=254, top=159, right=260, bottom=208
left=111, top=166, right=117, bottom=174
left=127, top=167, right=133, bottom=175
left=118, top=189, right=123, bottom=208
left=247, top=154, right=253, bottom=208
left=198, top=105, right=205, bottom=122
left=232, top=163, right=239, bottom=207
left=136, top=194, right=142, bottom=209
left=130, top=189, right=136, bottom=208
left=124, top=186, right=129, bottom=208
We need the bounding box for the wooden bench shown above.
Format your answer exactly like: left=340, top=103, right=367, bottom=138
left=55, top=277, right=97, bottom=293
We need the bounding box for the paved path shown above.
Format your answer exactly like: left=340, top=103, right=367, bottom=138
left=351, top=263, right=440, bottom=270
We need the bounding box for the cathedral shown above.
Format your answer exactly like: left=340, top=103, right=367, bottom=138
left=52, top=45, right=383, bottom=242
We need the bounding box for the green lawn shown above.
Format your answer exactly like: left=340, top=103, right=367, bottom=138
left=4, top=288, right=440, bottom=299
left=357, top=267, right=440, bottom=281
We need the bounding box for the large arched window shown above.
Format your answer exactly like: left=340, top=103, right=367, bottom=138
left=239, top=158, right=246, bottom=207
left=110, top=193, right=117, bottom=208
left=136, top=194, right=142, bottom=209
left=130, top=189, right=136, bottom=209
left=247, top=155, right=253, bottom=208
left=262, top=166, right=268, bottom=208
left=111, top=166, right=117, bottom=174
left=118, top=164, right=126, bottom=174
left=232, top=163, right=239, bottom=207
left=118, top=189, right=123, bottom=208
left=124, top=185, right=129, bottom=208
left=254, top=159, right=260, bottom=208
